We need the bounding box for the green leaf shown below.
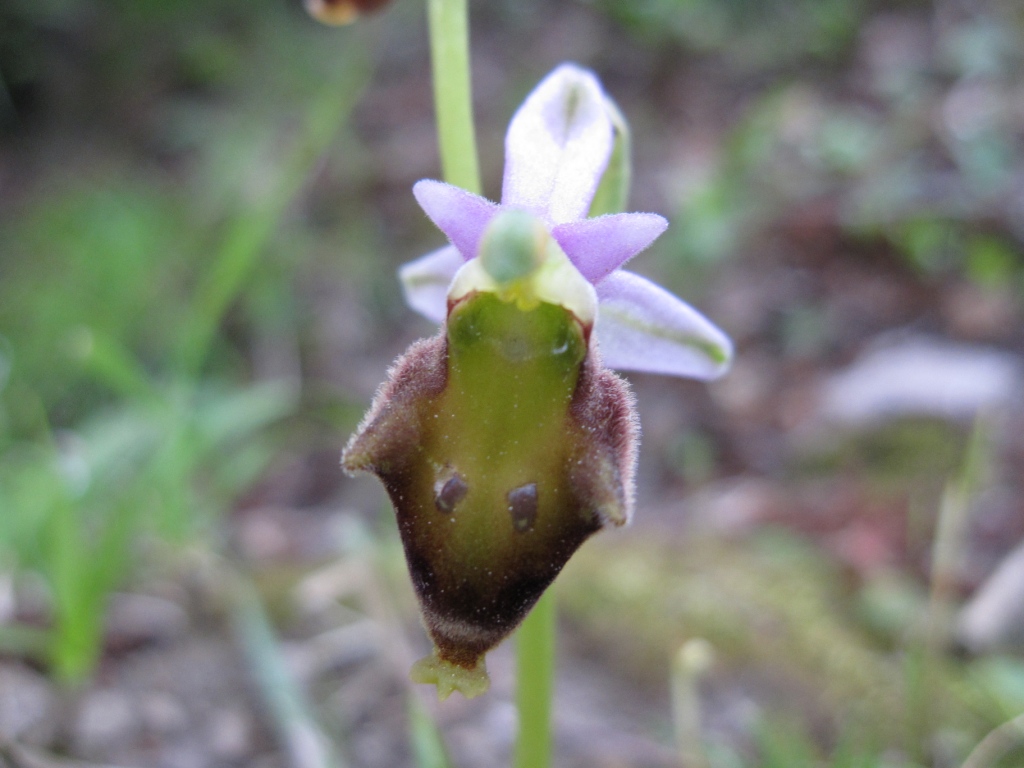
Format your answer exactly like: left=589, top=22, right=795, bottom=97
left=408, top=695, right=453, bottom=768
left=588, top=96, right=632, bottom=217
left=232, top=581, right=347, bottom=768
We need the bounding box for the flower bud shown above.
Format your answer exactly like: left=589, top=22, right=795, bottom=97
left=305, top=0, right=393, bottom=26
left=478, top=209, right=548, bottom=286
left=448, top=211, right=598, bottom=326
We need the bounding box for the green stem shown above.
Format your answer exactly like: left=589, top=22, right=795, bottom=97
left=426, top=0, right=481, bottom=194
left=231, top=579, right=346, bottom=768
left=515, top=589, right=556, bottom=768
left=424, top=3, right=552, bottom=762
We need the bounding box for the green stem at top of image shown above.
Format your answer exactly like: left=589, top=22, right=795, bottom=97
left=423, top=1, right=553, bottom=762
left=426, top=0, right=481, bottom=195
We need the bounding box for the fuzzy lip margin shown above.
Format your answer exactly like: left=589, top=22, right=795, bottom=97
left=340, top=299, right=640, bottom=684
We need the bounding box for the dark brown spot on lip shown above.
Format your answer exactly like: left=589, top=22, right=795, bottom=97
left=507, top=483, right=538, bottom=532
left=435, top=473, right=469, bottom=514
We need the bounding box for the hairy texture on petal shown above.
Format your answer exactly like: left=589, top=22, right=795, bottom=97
left=567, top=350, right=639, bottom=526
left=502, top=64, right=614, bottom=225
left=399, top=246, right=464, bottom=324
left=341, top=333, right=448, bottom=476
left=595, top=270, right=733, bottom=380
left=553, top=212, right=667, bottom=284
left=413, top=180, right=501, bottom=260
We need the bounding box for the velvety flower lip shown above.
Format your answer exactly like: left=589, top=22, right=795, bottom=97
left=400, top=63, right=733, bottom=380
left=349, top=64, right=734, bottom=697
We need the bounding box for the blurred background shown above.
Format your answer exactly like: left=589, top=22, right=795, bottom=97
left=2, top=0, right=1024, bottom=766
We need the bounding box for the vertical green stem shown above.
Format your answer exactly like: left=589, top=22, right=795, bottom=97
left=425, top=3, right=553, bottom=763
left=515, top=589, right=555, bottom=768
left=426, top=0, right=481, bottom=194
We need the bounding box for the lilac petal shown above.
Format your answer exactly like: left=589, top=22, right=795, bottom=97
left=553, top=213, right=668, bottom=284
left=501, top=64, right=614, bottom=225
left=595, top=271, right=733, bottom=380
left=398, top=245, right=463, bottom=324
left=413, top=180, right=500, bottom=260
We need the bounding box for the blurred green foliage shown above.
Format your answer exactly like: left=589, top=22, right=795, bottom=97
left=594, top=0, right=865, bottom=68
left=560, top=527, right=1022, bottom=767
left=0, top=0, right=374, bottom=681
left=646, top=2, right=1024, bottom=297
left=0, top=181, right=194, bottom=416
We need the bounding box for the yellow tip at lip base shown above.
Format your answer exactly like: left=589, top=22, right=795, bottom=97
left=411, top=651, right=490, bottom=700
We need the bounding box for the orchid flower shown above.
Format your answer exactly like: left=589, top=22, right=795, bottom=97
left=343, top=64, right=732, bottom=700
left=399, top=63, right=732, bottom=381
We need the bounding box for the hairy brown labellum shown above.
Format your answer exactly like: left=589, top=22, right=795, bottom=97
left=342, top=294, right=637, bottom=697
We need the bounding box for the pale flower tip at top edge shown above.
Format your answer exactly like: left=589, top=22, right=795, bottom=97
left=502, top=63, right=614, bottom=225
left=399, top=63, right=733, bottom=384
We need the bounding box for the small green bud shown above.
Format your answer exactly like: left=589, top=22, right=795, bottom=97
left=448, top=214, right=598, bottom=327
left=478, top=210, right=548, bottom=286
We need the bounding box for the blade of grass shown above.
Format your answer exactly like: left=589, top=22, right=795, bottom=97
left=927, top=415, right=989, bottom=651
left=961, top=712, right=1024, bottom=768
left=70, top=328, right=159, bottom=404
left=177, top=44, right=372, bottom=378
left=908, top=414, right=991, bottom=758
left=408, top=693, right=454, bottom=768
left=673, top=639, right=714, bottom=768
left=46, top=494, right=137, bottom=683
left=231, top=578, right=347, bottom=768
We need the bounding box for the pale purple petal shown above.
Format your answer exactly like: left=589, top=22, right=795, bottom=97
left=398, top=245, right=463, bottom=324
left=501, top=64, right=614, bottom=225
left=413, top=180, right=500, bottom=260
left=552, top=213, right=668, bottom=284
left=594, top=271, right=733, bottom=380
